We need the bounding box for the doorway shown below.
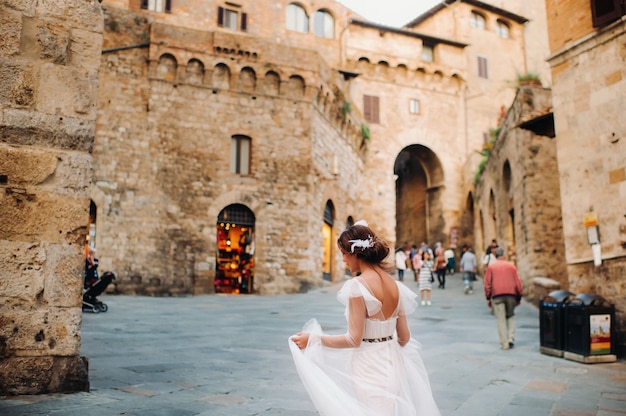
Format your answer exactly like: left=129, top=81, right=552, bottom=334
left=215, top=204, right=255, bottom=294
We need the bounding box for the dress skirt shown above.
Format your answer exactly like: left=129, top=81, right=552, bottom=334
left=289, top=318, right=441, bottom=416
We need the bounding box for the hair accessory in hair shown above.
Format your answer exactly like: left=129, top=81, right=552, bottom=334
left=348, top=235, right=374, bottom=253
left=353, top=219, right=368, bottom=227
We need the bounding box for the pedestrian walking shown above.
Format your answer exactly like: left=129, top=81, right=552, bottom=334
left=444, top=247, right=455, bottom=274
left=418, top=250, right=434, bottom=305
left=395, top=247, right=407, bottom=281
left=458, top=245, right=477, bottom=294
left=289, top=220, right=441, bottom=416
left=434, top=243, right=447, bottom=289
left=484, top=247, right=523, bottom=350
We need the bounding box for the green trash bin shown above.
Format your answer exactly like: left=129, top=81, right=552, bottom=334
left=564, top=293, right=617, bottom=363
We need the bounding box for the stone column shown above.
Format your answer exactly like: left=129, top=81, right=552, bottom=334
left=0, top=0, right=103, bottom=394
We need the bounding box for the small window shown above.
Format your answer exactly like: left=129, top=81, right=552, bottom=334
left=590, top=0, right=624, bottom=27
left=496, top=20, right=510, bottom=38
left=421, top=44, right=434, bottom=62
left=230, top=135, right=251, bottom=175
left=218, top=6, right=247, bottom=31
left=363, top=95, right=380, bottom=124
left=470, top=11, right=486, bottom=29
left=409, top=99, right=420, bottom=115
left=141, top=0, right=171, bottom=12
left=478, top=56, right=488, bottom=79
left=313, top=10, right=334, bottom=38
left=287, top=3, right=309, bottom=33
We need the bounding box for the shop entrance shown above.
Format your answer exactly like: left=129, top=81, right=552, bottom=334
left=215, top=204, right=255, bottom=294
left=322, top=200, right=335, bottom=281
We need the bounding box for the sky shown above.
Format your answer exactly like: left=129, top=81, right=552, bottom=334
left=336, top=0, right=443, bottom=28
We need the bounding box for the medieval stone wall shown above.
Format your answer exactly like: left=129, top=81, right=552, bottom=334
left=544, top=0, right=626, bottom=354
left=93, top=6, right=367, bottom=295
left=474, top=86, right=567, bottom=302
left=0, top=0, right=103, bottom=394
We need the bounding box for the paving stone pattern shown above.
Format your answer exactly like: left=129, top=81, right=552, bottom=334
left=1, top=273, right=625, bottom=416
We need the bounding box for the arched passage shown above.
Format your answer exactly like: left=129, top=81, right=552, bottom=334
left=215, top=203, right=255, bottom=294
left=394, top=145, right=445, bottom=248
left=502, top=160, right=516, bottom=264
left=460, top=192, right=475, bottom=248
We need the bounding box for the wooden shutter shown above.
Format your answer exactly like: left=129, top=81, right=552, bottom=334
left=591, top=0, right=623, bottom=27
left=363, top=95, right=380, bottom=124
left=478, top=56, right=488, bottom=78
left=217, top=6, right=224, bottom=26
left=241, top=12, right=248, bottom=31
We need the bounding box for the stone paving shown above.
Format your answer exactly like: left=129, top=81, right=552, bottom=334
left=1, top=273, right=625, bottom=415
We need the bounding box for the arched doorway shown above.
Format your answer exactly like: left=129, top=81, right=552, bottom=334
left=394, top=145, right=445, bottom=249
left=215, top=204, right=255, bottom=294
left=460, top=192, right=475, bottom=248
left=503, top=161, right=516, bottom=264
left=322, top=200, right=335, bottom=281
left=86, top=200, right=97, bottom=256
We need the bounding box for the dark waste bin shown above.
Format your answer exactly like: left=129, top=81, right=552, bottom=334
left=539, top=290, right=575, bottom=357
left=563, top=293, right=617, bottom=363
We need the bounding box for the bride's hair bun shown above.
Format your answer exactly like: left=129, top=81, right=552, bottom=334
left=337, top=223, right=389, bottom=263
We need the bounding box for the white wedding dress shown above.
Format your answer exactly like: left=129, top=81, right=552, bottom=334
left=289, top=278, right=441, bottom=416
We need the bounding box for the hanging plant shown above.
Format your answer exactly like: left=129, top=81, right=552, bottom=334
left=341, top=101, right=352, bottom=120
left=361, top=123, right=371, bottom=141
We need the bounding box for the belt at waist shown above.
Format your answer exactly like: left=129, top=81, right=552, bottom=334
left=362, top=335, right=393, bottom=343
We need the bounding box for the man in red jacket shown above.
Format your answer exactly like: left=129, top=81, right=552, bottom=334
left=484, top=247, right=523, bottom=350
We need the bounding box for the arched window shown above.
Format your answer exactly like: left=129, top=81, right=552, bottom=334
left=470, top=11, right=486, bottom=29
left=238, top=67, right=256, bottom=93
left=185, top=59, right=204, bottom=85
left=287, top=3, right=309, bottom=33
left=157, top=54, right=177, bottom=81
left=212, top=63, right=231, bottom=89
left=496, top=20, right=510, bottom=38
left=230, top=135, right=251, bottom=175
left=313, top=10, right=334, bottom=38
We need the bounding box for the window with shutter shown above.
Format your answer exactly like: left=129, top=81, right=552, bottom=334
left=231, top=135, right=251, bottom=175
left=478, top=56, right=488, bottom=79
left=241, top=13, right=247, bottom=31
left=217, top=6, right=224, bottom=26
left=218, top=4, right=247, bottom=31
left=142, top=0, right=169, bottom=12
left=363, top=95, right=380, bottom=124
left=590, top=0, right=624, bottom=27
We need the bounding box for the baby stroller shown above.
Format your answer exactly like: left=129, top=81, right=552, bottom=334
left=82, top=271, right=115, bottom=313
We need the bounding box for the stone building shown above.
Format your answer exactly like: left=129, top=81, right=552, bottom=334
left=543, top=0, right=626, bottom=355
left=0, top=0, right=103, bottom=394
left=472, top=85, right=567, bottom=303
left=92, top=0, right=548, bottom=296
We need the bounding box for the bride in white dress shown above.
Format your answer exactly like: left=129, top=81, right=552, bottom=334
left=290, top=221, right=441, bottom=416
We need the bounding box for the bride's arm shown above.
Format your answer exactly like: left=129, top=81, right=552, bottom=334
left=396, top=314, right=410, bottom=346
left=320, top=296, right=366, bottom=348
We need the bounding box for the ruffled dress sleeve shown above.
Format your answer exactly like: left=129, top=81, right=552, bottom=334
left=337, top=278, right=382, bottom=318
left=396, top=281, right=418, bottom=316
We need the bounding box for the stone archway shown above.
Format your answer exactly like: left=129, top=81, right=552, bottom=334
left=394, top=145, right=445, bottom=249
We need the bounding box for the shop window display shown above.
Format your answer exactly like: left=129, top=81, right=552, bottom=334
left=215, top=222, right=255, bottom=294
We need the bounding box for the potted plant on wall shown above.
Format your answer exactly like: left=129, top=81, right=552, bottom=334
left=515, top=72, right=542, bottom=87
